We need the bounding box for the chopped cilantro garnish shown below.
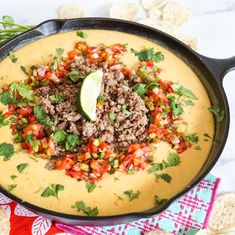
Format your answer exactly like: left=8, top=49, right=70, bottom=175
left=9, top=52, right=17, bottom=63
left=52, top=129, right=66, bottom=143
left=72, top=201, right=99, bottom=216
left=0, top=91, right=13, bottom=105
left=86, top=183, right=96, bottom=193
left=124, top=190, right=140, bottom=201
left=155, top=173, right=172, bottom=183
left=208, top=106, right=225, bottom=122
left=33, top=105, right=53, bottom=126
left=7, top=184, right=17, bottom=192
left=49, top=93, right=64, bottom=102
left=188, top=134, right=199, bottom=143
left=131, top=48, right=164, bottom=63
left=0, top=113, right=8, bottom=127
left=172, top=84, right=197, bottom=100
left=0, top=143, right=15, bottom=161
left=65, top=134, right=80, bottom=150
left=109, top=112, right=115, bottom=124
left=20, top=66, right=29, bottom=75
left=10, top=82, right=34, bottom=101
left=41, top=184, right=64, bottom=199
left=51, top=57, right=59, bottom=70
left=121, top=105, right=132, bottom=116
left=76, top=31, right=88, bottom=39
left=147, top=152, right=181, bottom=174
left=10, top=175, right=17, bottom=180
left=56, top=48, right=64, bottom=56
left=169, top=96, right=184, bottom=117
left=195, top=145, right=202, bottom=150
left=184, top=100, right=194, bottom=106
left=204, top=133, right=211, bottom=139
left=17, top=163, right=28, bottom=173
left=25, top=133, right=40, bottom=152
left=133, top=83, right=147, bottom=97
left=154, top=195, right=167, bottom=206
left=67, top=69, right=81, bottom=82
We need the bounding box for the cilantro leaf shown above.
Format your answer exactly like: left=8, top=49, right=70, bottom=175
left=9, top=52, right=17, bottom=63
left=10, top=175, right=17, bottom=180
left=169, top=96, right=184, bottom=116
left=76, top=31, right=88, bottom=38
left=33, top=105, right=53, bottom=126
left=9, top=82, right=34, bottom=100
left=166, top=152, right=181, bottom=167
left=208, top=106, right=225, bottom=122
left=86, top=183, right=96, bottom=193
left=0, top=143, right=15, bottom=161
left=41, top=184, right=64, bottom=199
left=124, top=190, right=140, bottom=201
left=49, top=93, right=64, bottom=102
left=67, top=69, right=81, bottom=82
left=56, top=48, right=64, bottom=56
left=172, top=84, right=197, bottom=100
left=72, top=201, right=99, bottom=216
left=20, top=66, right=29, bottom=75
left=121, top=105, right=132, bottom=116
left=25, top=134, right=40, bottom=152
left=7, top=184, right=17, bottom=192
left=109, top=112, right=115, bottom=124
left=0, top=91, right=13, bottom=105
left=133, top=83, right=147, bottom=96
left=0, top=113, right=8, bottom=127
left=65, top=134, right=80, bottom=150
left=154, top=195, right=167, bottom=206
left=131, top=48, right=164, bottom=63
left=17, top=163, right=28, bottom=173
left=52, top=129, right=66, bottom=143
left=155, top=173, right=172, bottom=183
left=184, top=100, right=194, bottom=106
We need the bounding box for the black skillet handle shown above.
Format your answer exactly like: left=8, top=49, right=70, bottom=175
left=198, top=54, right=235, bottom=81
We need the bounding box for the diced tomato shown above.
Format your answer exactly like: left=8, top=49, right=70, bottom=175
left=47, top=139, right=55, bottom=155
left=146, top=60, right=154, bottom=67
left=98, top=141, right=107, bottom=150
left=56, top=158, right=75, bottom=170
left=21, top=142, right=33, bottom=154
left=177, top=142, right=188, bottom=154
left=157, top=68, right=162, bottom=73
left=123, top=70, right=131, bottom=77
left=17, top=106, right=33, bottom=116
left=28, top=115, right=37, bottom=123
left=67, top=49, right=78, bottom=59
left=167, top=87, right=174, bottom=93
left=45, top=71, right=53, bottom=80
left=128, top=144, right=140, bottom=153
left=22, top=123, right=44, bottom=138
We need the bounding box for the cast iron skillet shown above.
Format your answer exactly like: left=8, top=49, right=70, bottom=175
left=0, top=18, right=235, bottom=226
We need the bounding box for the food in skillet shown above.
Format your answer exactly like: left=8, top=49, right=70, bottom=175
left=0, top=30, right=217, bottom=216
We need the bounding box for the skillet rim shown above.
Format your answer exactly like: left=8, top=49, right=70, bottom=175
left=0, top=17, right=230, bottom=223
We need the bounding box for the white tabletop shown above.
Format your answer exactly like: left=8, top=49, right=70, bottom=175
left=1, top=0, right=235, bottom=193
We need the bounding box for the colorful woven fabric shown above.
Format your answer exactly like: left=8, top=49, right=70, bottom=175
left=56, top=174, right=220, bottom=235
left=0, top=174, right=219, bottom=235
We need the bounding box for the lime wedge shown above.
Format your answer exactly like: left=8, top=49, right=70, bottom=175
left=78, top=70, right=103, bottom=121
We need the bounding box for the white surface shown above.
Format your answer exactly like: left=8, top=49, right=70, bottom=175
left=1, top=0, right=235, bottom=193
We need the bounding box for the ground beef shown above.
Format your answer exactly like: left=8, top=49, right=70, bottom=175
left=36, top=56, right=149, bottom=155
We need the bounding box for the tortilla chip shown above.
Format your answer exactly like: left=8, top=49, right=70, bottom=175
left=109, top=3, right=139, bottom=21
left=142, top=0, right=169, bottom=10
left=0, top=207, right=10, bottom=235
left=137, top=18, right=176, bottom=35
left=208, top=193, right=235, bottom=232
left=58, top=4, right=85, bottom=19
left=145, top=231, right=173, bottom=235
left=176, top=35, right=198, bottom=50
left=195, top=229, right=215, bottom=235
left=162, top=2, right=190, bottom=27
left=149, top=7, right=162, bottom=20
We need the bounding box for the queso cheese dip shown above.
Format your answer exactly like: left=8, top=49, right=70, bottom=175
left=0, top=30, right=214, bottom=216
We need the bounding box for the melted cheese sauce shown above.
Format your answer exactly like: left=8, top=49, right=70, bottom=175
left=0, top=30, right=214, bottom=216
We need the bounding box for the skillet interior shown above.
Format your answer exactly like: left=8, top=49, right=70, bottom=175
left=0, top=18, right=229, bottom=226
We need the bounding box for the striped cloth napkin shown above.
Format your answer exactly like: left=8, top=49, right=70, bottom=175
left=0, top=174, right=219, bottom=235
left=56, top=174, right=220, bottom=235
